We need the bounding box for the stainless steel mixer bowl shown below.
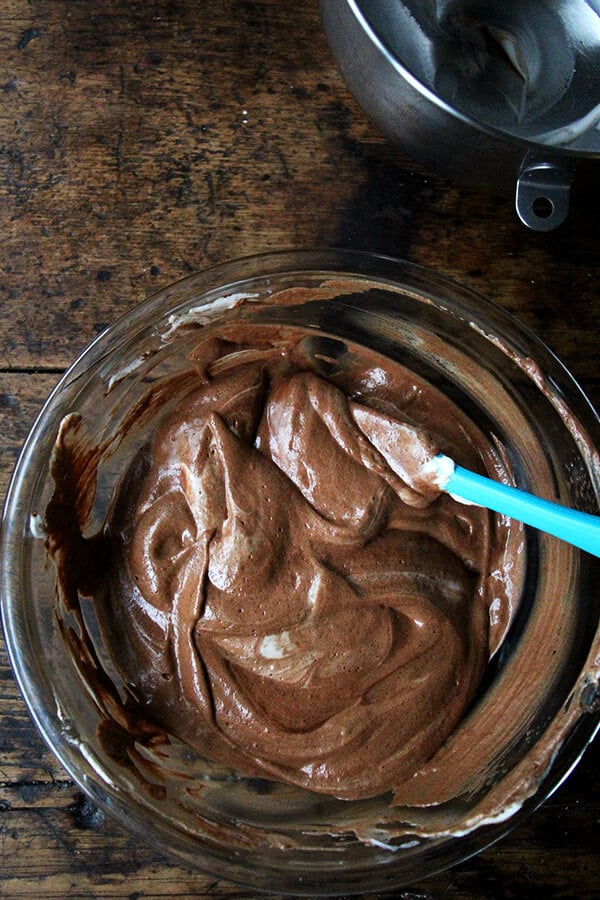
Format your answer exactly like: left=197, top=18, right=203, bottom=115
left=321, top=0, right=600, bottom=230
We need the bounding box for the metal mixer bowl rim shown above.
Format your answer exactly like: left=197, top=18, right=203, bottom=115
left=337, top=0, right=600, bottom=160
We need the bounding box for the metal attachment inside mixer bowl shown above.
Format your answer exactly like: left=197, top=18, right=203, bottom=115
left=321, top=0, right=600, bottom=229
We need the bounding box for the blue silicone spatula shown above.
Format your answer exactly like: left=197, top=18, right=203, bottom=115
left=432, top=454, right=600, bottom=557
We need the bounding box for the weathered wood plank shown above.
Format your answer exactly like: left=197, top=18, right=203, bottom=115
left=1, top=1, right=599, bottom=387
left=0, top=374, right=60, bottom=498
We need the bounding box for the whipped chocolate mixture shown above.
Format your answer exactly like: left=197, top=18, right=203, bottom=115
left=46, top=320, right=522, bottom=802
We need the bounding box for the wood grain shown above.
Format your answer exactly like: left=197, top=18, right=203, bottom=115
left=1, top=1, right=599, bottom=897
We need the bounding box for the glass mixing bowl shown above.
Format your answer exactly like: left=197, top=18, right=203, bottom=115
left=2, top=250, right=599, bottom=895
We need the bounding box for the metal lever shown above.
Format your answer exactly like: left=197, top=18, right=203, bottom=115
left=515, top=161, right=572, bottom=231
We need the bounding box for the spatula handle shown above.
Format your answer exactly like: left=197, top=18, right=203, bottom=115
left=446, top=464, right=600, bottom=558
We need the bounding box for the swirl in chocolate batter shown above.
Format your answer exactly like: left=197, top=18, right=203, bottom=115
left=59, top=322, right=522, bottom=801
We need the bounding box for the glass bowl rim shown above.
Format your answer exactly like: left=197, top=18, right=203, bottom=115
left=1, top=248, right=599, bottom=895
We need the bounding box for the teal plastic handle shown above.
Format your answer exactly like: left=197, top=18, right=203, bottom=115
left=446, top=464, right=600, bottom=558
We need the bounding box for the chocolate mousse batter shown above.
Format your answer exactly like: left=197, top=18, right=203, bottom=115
left=47, top=318, right=522, bottom=802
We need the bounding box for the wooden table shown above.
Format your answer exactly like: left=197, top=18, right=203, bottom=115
left=1, top=2, right=599, bottom=897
